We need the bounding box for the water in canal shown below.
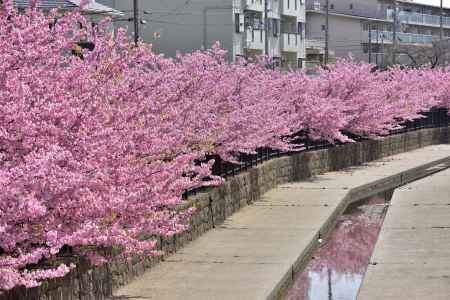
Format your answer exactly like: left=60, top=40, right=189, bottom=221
left=283, top=195, right=390, bottom=300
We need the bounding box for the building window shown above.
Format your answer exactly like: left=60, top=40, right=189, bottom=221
left=330, top=4, right=334, bottom=9
left=273, top=57, right=281, bottom=68
left=349, top=4, right=353, bottom=10
left=272, top=19, right=280, bottom=36
left=363, top=44, right=369, bottom=54
left=363, top=23, right=369, bottom=31
left=322, top=24, right=326, bottom=31
left=298, top=22, right=304, bottom=39
left=235, top=13, right=241, bottom=33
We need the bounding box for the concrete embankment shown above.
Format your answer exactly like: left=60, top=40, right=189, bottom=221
left=113, top=145, right=450, bottom=300
left=358, top=167, right=450, bottom=300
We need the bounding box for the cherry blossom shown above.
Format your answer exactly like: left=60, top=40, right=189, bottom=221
left=0, top=0, right=449, bottom=291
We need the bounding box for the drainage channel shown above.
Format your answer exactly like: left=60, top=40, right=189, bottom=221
left=282, top=192, right=394, bottom=300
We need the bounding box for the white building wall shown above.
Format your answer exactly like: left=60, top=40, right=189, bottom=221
left=98, top=0, right=234, bottom=60
left=99, top=0, right=305, bottom=67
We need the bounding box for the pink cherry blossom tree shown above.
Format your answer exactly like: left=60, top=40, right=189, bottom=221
left=0, top=0, right=449, bottom=291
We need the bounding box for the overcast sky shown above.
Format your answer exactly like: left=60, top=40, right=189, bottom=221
left=403, top=0, right=450, bottom=9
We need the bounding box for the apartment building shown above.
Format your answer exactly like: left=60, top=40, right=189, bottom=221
left=12, top=0, right=123, bottom=54
left=98, top=0, right=306, bottom=69
left=305, top=0, right=450, bottom=67
left=14, top=0, right=123, bottom=19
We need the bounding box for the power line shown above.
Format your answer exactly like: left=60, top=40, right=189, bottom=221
left=117, top=10, right=227, bottom=16
left=147, top=0, right=192, bottom=22
left=145, top=19, right=234, bottom=27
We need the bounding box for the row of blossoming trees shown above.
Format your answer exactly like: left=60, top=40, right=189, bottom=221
left=1, top=1, right=449, bottom=291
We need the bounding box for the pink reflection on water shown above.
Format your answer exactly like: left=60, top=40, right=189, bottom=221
left=284, top=197, right=387, bottom=300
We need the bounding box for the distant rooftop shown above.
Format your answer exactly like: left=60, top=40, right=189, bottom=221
left=397, top=0, right=450, bottom=10
left=14, top=0, right=124, bottom=16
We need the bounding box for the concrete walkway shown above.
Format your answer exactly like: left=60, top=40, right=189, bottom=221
left=112, top=145, right=450, bottom=300
left=358, top=167, right=450, bottom=300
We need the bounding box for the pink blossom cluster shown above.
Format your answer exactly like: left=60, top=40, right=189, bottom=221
left=0, top=1, right=449, bottom=290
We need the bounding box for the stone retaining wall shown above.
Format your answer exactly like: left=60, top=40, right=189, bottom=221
left=2, top=127, right=449, bottom=300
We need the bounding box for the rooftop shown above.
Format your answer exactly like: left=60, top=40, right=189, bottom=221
left=14, top=0, right=123, bottom=16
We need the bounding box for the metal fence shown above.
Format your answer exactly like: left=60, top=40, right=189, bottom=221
left=183, top=108, right=449, bottom=198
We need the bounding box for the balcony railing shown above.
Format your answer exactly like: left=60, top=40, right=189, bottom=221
left=282, top=0, right=303, bottom=17
left=307, top=2, right=450, bottom=27
left=306, top=38, right=325, bottom=49
left=387, top=9, right=450, bottom=28
left=368, top=30, right=434, bottom=45
left=244, top=0, right=264, bottom=11
left=306, top=2, right=388, bottom=20
left=246, top=28, right=265, bottom=50
left=281, top=32, right=302, bottom=52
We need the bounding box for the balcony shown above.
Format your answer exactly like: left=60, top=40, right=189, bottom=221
left=281, top=0, right=303, bottom=17
left=387, top=9, right=450, bottom=29
left=367, top=30, right=434, bottom=45
left=306, top=38, right=325, bottom=50
left=244, top=0, right=264, bottom=12
left=267, top=0, right=281, bottom=18
left=281, top=32, right=302, bottom=52
left=306, top=2, right=388, bottom=20
left=245, top=28, right=265, bottom=50
left=233, top=0, right=244, bottom=11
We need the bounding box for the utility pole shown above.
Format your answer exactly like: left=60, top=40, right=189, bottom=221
left=133, top=0, right=139, bottom=46
left=264, top=0, right=269, bottom=56
left=381, top=32, right=385, bottom=67
left=327, top=268, right=333, bottom=300
left=368, top=22, right=372, bottom=64
left=376, top=24, right=379, bottom=66
left=392, top=0, right=398, bottom=65
left=324, top=0, right=330, bottom=65
left=325, top=0, right=329, bottom=64
left=440, top=0, right=444, bottom=41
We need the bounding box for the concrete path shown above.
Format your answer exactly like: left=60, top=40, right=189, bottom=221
left=358, top=167, right=450, bottom=300
left=112, top=145, right=450, bottom=300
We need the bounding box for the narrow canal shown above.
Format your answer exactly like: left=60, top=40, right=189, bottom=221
left=283, top=194, right=391, bottom=300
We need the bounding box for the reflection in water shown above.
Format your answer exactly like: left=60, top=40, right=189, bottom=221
left=284, top=197, right=388, bottom=300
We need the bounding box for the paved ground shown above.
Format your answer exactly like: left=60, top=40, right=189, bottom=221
left=112, top=145, right=450, bottom=300
left=358, top=167, right=450, bottom=300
